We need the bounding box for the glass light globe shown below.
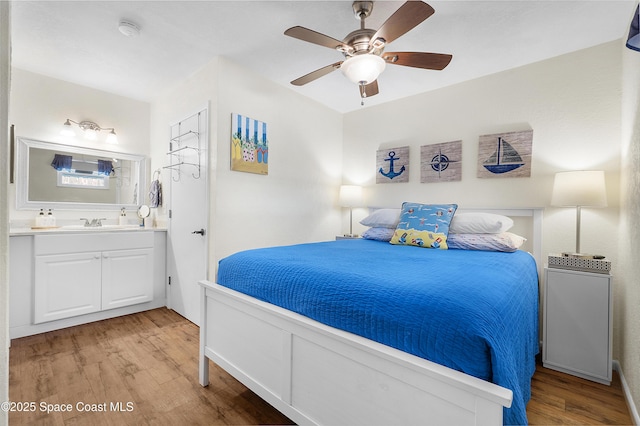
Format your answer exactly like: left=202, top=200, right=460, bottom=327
left=341, top=54, right=386, bottom=85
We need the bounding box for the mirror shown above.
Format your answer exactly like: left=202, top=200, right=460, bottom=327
left=16, top=137, right=147, bottom=211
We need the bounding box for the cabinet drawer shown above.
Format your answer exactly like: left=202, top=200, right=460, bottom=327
left=35, top=231, right=154, bottom=255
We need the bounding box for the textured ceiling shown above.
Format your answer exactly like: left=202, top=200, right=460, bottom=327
left=10, top=1, right=637, bottom=113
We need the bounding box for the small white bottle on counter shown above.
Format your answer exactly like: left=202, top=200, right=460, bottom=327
left=46, top=209, right=56, bottom=227
left=35, top=209, right=45, bottom=227
left=119, top=208, right=127, bottom=226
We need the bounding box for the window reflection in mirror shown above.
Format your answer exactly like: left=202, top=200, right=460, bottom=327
left=16, top=137, right=147, bottom=210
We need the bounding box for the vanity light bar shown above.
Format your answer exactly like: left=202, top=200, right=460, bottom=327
left=61, top=119, right=118, bottom=144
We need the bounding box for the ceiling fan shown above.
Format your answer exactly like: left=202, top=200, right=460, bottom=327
left=284, top=1, right=453, bottom=105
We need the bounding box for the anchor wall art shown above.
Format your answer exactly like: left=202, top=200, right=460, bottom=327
left=420, top=140, right=462, bottom=183
left=231, top=113, right=269, bottom=175
left=376, top=146, right=409, bottom=184
left=477, top=130, right=533, bottom=179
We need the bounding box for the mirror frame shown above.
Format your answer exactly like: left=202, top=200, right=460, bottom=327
left=16, top=137, right=148, bottom=211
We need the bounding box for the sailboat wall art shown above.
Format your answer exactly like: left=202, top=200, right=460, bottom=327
left=231, top=113, right=269, bottom=175
left=477, top=130, right=533, bottom=179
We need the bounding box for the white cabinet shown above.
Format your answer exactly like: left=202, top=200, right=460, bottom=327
left=33, top=232, right=155, bottom=324
left=543, top=267, right=612, bottom=385
left=10, top=230, right=167, bottom=338
left=34, top=251, right=103, bottom=323
left=101, top=248, right=153, bottom=310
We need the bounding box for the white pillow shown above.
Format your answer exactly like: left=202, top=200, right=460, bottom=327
left=362, top=227, right=395, bottom=242
left=447, top=232, right=526, bottom=252
left=449, top=212, right=514, bottom=234
left=359, top=208, right=401, bottom=229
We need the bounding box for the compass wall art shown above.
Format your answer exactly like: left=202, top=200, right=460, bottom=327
left=420, top=140, right=462, bottom=183
left=477, top=130, right=533, bottom=179
left=376, top=146, right=409, bottom=184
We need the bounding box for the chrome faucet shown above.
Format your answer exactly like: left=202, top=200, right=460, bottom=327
left=80, top=218, right=107, bottom=227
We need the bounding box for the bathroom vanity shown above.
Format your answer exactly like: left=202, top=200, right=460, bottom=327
left=9, top=136, right=167, bottom=338
left=9, top=228, right=166, bottom=338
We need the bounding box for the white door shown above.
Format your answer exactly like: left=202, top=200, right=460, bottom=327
left=167, top=107, right=208, bottom=325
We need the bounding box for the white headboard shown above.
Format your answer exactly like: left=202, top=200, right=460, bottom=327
left=368, top=206, right=544, bottom=275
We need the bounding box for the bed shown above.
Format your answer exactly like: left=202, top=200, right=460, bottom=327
left=199, top=207, right=543, bottom=425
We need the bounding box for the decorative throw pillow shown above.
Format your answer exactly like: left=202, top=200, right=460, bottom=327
left=390, top=202, right=458, bottom=249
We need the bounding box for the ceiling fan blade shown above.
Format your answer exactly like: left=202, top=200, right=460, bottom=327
left=285, top=26, right=350, bottom=51
left=359, top=80, right=379, bottom=98
left=382, top=52, right=452, bottom=70
left=371, top=1, right=435, bottom=46
left=290, top=61, right=343, bottom=86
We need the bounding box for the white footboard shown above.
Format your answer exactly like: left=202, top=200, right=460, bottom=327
left=199, top=280, right=512, bottom=426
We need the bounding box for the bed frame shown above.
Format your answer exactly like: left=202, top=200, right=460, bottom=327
left=199, top=208, right=543, bottom=425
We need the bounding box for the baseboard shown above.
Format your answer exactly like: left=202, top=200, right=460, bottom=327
left=614, top=360, right=640, bottom=425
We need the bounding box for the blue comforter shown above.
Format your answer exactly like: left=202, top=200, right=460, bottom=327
left=217, top=239, right=539, bottom=425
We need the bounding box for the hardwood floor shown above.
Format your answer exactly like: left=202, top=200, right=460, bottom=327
left=9, top=308, right=633, bottom=425
left=528, top=364, right=633, bottom=425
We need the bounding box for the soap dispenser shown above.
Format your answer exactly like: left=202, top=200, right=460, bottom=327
left=47, top=209, right=56, bottom=227
left=35, top=209, right=45, bottom=227
left=119, top=208, right=127, bottom=226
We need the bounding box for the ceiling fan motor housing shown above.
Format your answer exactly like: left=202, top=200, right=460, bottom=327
left=343, top=29, right=382, bottom=57
left=352, top=1, right=374, bottom=20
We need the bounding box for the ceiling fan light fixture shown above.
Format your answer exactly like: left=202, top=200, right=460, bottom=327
left=341, top=54, right=386, bottom=85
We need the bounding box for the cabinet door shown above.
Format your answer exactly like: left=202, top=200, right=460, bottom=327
left=34, top=252, right=102, bottom=323
left=544, top=268, right=612, bottom=383
left=102, top=248, right=154, bottom=310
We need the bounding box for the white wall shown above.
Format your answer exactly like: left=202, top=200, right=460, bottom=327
left=213, top=58, right=343, bottom=261
left=8, top=69, right=150, bottom=224
left=619, top=38, right=640, bottom=417
left=0, top=3, right=11, bottom=425
left=344, top=41, right=621, bottom=260
left=151, top=56, right=343, bottom=279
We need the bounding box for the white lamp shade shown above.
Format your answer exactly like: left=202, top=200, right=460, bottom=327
left=60, top=120, right=76, bottom=137
left=341, top=54, right=386, bottom=85
left=106, top=130, right=118, bottom=144
left=84, top=128, right=98, bottom=140
left=339, top=185, right=363, bottom=207
left=551, top=170, right=607, bottom=207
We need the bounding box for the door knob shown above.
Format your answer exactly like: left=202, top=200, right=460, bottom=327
left=192, top=228, right=206, bottom=236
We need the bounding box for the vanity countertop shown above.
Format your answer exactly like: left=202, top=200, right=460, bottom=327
left=10, top=225, right=167, bottom=236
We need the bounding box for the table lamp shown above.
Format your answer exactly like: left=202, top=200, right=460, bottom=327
left=551, top=170, right=607, bottom=257
left=339, top=185, right=363, bottom=237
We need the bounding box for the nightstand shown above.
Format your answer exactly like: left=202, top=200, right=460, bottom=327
left=543, top=266, right=612, bottom=385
